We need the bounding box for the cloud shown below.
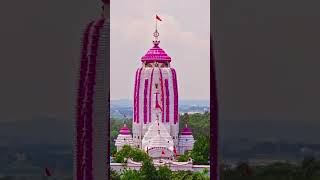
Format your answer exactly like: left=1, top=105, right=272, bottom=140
left=111, top=0, right=210, bottom=100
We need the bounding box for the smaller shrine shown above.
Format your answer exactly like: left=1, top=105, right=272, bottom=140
left=114, top=123, right=133, bottom=151
left=178, top=124, right=195, bottom=155
left=114, top=115, right=195, bottom=159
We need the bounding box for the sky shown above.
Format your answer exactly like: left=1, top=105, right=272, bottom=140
left=110, top=0, right=210, bottom=100
left=1, top=0, right=320, bottom=124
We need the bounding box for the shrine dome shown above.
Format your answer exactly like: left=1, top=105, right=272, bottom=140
left=141, top=44, right=171, bottom=62
left=119, top=124, right=131, bottom=135
left=141, top=29, right=171, bottom=63
left=181, top=126, right=192, bottom=135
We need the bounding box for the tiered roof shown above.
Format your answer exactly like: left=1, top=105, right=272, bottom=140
left=142, top=120, right=174, bottom=151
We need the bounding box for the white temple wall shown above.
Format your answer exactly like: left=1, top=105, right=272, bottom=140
left=178, top=135, right=195, bottom=154
left=132, top=65, right=181, bottom=152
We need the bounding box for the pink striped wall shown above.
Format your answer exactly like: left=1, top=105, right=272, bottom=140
left=136, top=68, right=143, bottom=124
left=171, top=68, right=178, bottom=124
left=133, top=68, right=139, bottom=123
left=165, top=79, right=170, bottom=122
left=143, top=79, right=149, bottom=124
left=159, top=68, right=165, bottom=122
left=149, top=68, right=154, bottom=123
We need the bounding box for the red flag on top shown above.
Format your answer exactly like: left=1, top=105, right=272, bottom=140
left=156, top=15, right=162, bottom=21
left=44, top=167, right=52, bottom=177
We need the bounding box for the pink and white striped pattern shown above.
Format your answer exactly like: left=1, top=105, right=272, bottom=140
left=75, top=17, right=108, bottom=180
left=132, top=36, right=181, bottom=148
left=133, top=68, right=140, bottom=123
left=159, top=68, right=165, bottom=123
left=165, top=79, right=170, bottom=122
left=136, top=68, right=143, bottom=124
left=171, top=68, right=179, bottom=124
left=141, top=45, right=171, bottom=62
left=143, top=79, right=149, bottom=124
left=148, top=68, right=154, bottom=123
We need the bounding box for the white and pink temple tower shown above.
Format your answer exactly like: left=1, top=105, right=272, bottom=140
left=115, top=25, right=195, bottom=159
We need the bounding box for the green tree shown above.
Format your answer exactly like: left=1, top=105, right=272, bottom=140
left=110, top=169, right=120, bottom=180
left=114, top=145, right=132, bottom=163
left=191, top=169, right=210, bottom=180
left=114, top=145, right=150, bottom=163
left=301, top=156, right=319, bottom=180
left=120, top=169, right=141, bottom=180
left=191, top=135, right=210, bottom=164
left=111, top=130, right=119, bottom=140
left=140, top=158, right=157, bottom=180
left=172, top=170, right=193, bottom=180
left=179, top=113, right=210, bottom=139
left=178, top=152, right=190, bottom=162
left=157, top=165, right=172, bottom=180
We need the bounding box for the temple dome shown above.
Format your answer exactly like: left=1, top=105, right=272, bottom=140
left=115, top=124, right=133, bottom=151
left=141, top=41, right=171, bottom=63
left=119, top=124, right=131, bottom=135
left=141, top=27, right=171, bottom=63
left=181, top=125, right=192, bottom=135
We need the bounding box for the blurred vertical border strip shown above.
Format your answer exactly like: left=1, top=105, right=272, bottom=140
left=210, top=34, right=218, bottom=179
left=104, top=1, right=111, bottom=179
left=210, top=0, right=218, bottom=178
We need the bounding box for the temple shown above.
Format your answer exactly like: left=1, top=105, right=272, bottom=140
left=115, top=123, right=133, bottom=151
left=115, top=24, right=195, bottom=159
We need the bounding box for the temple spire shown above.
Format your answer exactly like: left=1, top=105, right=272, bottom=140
left=153, top=29, right=160, bottom=46
left=123, top=114, right=128, bottom=125
left=153, top=15, right=161, bottom=46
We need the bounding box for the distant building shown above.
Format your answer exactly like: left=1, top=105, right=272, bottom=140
left=115, top=124, right=133, bottom=151
left=178, top=124, right=195, bottom=154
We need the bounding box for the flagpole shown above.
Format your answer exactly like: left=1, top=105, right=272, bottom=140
left=156, top=14, right=158, bottom=31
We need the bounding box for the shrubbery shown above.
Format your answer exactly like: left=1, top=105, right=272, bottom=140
left=112, top=145, right=209, bottom=180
